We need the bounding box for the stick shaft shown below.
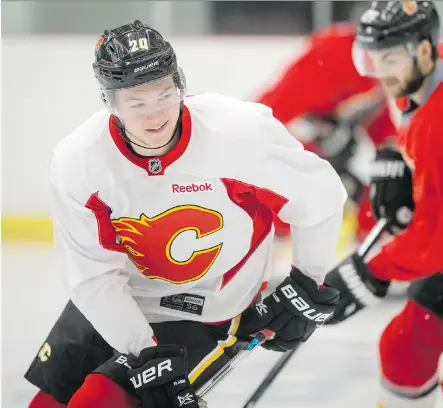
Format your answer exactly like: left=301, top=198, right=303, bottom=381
left=196, top=329, right=274, bottom=398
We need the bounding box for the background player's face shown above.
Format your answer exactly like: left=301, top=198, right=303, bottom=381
left=367, top=45, right=416, bottom=98
left=115, top=76, right=181, bottom=148
left=367, top=42, right=432, bottom=98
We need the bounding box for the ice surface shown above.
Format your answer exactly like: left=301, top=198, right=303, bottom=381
left=2, top=244, right=405, bottom=408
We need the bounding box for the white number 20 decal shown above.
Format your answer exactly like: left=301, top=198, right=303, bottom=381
left=129, top=38, right=149, bottom=53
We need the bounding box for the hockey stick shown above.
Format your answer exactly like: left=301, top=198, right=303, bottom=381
left=240, top=217, right=389, bottom=408
left=242, top=344, right=300, bottom=408
left=196, top=328, right=275, bottom=398
left=356, top=217, right=388, bottom=260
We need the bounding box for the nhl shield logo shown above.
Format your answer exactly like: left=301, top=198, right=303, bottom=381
left=148, top=158, right=162, bottom=174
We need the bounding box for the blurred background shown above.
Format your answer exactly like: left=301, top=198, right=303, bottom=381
left=3, top=0, right=443, bottom=235
left=1, top=1, right=370, bottom=36
left=2, top=0, right=375, bottom=234
left=2, top=2, right=442, bottom=407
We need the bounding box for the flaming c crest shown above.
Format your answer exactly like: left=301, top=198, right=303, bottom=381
left=111, top=205, right=223, bottom=283
left=402, top=1, right=418, bottom=16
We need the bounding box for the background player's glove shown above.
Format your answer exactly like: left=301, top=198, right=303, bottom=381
left=126, top=345, right=199, bottom=408
left=323, top=253, right=390, bottom=324
left=311, top=117, right=357, bottom=170
left=369, top=147, right=414, bottom=234
left=312, top=117, right=365, bottom=203
left=241, top=267, right=339, bottom=352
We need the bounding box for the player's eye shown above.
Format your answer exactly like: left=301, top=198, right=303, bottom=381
left=158, top=92, right=173, bottom=102
left=130, top=102, right=145, bottom=109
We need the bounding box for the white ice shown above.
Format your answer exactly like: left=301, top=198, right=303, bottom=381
left=2, top=244, right=406, bottom=408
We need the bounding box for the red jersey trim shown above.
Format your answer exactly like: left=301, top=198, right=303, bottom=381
left=395, top=97, right=410, bottom=113
left=220, top=178, right=288, bottom=289
left=108, top=106, right=192, bottom=175
left=85, top=192, right=125, bottom=253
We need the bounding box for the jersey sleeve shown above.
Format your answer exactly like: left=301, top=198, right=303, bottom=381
left=49, top=170, right=157, bottom=355
left=361, top=100, right=397, bottom=147
left=368, top=121, right=443, bottom=280
left=254, top=37, right=349, bottom=126
left=245, top=105, right=347, bottom=284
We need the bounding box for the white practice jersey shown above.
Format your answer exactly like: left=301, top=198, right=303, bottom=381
left=50, top=93, right=347, bottom=355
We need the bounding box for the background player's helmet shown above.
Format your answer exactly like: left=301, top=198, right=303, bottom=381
left=353, top=1, right=440, bottom=77
left=93, top=20, right=186, bottom=114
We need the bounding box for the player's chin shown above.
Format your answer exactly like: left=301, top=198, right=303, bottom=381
left=382, top=83, right=403, bottom=98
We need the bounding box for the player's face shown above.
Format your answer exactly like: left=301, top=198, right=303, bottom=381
left=115, top=76, right=181, bottom=148
left=366, top=45, right=418, bottom=98
left=353, top=42, right=432, bottom=98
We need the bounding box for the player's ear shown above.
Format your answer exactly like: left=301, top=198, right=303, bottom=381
left=417, top=39, right=434, bottom=72
left=418, top=39, right=432, bottom=60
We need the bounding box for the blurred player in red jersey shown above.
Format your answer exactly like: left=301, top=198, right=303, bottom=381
left=324, top=1, right=443, bottom=407
left=255, top=15, right=398, bottom=241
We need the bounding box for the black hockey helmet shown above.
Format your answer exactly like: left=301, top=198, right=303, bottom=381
left=356, top=1, right=440, bottom=50
left=352, top=1, right=440, bottom=77
left=93, top=20, right=186, bottom=112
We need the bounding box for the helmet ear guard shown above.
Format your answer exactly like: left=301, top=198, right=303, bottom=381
left=176, top=67, right=187, bottom=93
left=100, top=90, right=112, bottom=111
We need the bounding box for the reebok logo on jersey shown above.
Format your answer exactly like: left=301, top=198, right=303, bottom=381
left=172, top=182, right=214, bottom=194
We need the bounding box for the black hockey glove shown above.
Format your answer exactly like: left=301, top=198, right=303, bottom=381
left=313, top=117, right=365, bottom=203
left=369, top=147, right=414, bottom=235
left=324, top=253, right=390, bottom=325
left=312, top=117, right=357, bottom=170
left=241, top=267, right=340, bottom=352
left=126, top=345, right=199, bottom=408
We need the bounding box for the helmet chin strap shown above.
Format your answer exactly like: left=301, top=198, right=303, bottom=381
left=114, top=106, right=183, bottom=155
left=124, top=129, right=175, bottom=150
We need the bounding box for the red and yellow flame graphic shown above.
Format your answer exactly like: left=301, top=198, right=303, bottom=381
left=112, top=205, right=223, bottom=283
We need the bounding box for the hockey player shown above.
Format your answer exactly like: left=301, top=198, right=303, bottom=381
left=323, top=2, right=443, bottom=407
left=255, top=18, right=398, bottom=241
left=24, top=21, right=345, bottom=408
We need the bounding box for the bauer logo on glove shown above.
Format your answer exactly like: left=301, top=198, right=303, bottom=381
left=279, top=284, right=333, bottom=323
left=240, top=267, right=339, bottom=352
left=129, top=359, right=173, bottom=388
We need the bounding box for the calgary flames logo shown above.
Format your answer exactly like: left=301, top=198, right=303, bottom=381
left=402, top=1, right=418, bottom=16
left=112, top=205, right=223, bottom=284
